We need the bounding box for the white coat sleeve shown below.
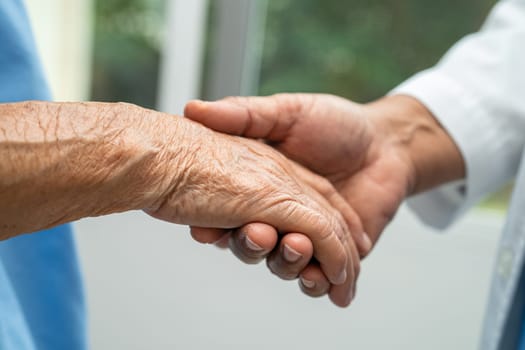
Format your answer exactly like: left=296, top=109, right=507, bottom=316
left=391, top=0, right=525, bottom=229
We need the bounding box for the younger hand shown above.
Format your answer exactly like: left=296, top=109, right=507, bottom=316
left=184, top=94, right=425, bottom=303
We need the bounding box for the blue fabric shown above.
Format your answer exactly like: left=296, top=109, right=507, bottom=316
left=0, top=1, right=87, bottom=350
left=518, top=265, right=525, bottom=350
left=519, top=316, right=525, bottom=350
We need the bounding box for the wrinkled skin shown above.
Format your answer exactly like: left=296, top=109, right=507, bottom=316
left=146, top=118, right=364, bottom=304
left=185, top=94, right=423, bottom=304
left=0, top=100, right=361, bottom=302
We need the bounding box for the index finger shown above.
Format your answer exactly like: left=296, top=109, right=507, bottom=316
left=270, top=201, right=348, bottom=285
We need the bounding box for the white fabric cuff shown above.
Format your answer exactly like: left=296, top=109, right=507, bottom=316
left=391, top=69, right=509, bottom=229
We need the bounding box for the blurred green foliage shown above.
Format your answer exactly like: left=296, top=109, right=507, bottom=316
left=91, top=0, right=507, bottom=209
left=90, top=0, right=165, bottom=108
left=259, top=0, right=511, bottom=210
left=259, top=0, right=506, bottom=209
left=91, top=0, right=498, bottom=106
left=259, top=0, right=497, bottom=101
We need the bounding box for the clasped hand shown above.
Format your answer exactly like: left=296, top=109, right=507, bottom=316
left=182, top=94, right=419, bottom=307
left=145, top=113, right=364, bottom=307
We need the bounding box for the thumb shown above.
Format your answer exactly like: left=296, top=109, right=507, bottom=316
left=184, top=94, right=308, bottom=141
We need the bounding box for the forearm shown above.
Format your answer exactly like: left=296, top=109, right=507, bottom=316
left=0, top=101, right=187, bottom=239
left=389, top=0, right=525, bottom=211
left=368, top=95, right=466, bottom=195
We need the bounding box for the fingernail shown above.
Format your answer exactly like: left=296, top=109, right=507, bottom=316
left=283, top=244, right=302, bottom=263
left=244, top=235, right=264, bottom=252
left=335, top=269, right=347, bottom=285
left=300, top=277, right=316, bottom=289
left=361, top=232, right=373, bottom=252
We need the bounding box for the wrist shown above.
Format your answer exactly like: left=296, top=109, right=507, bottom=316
left=43, top=101, right=192, bottom=216
left=107, top=103, right=197, bottom=213
left=0, top=101, right=192, bottom=236
left=366, top=95, right=465, bottom=195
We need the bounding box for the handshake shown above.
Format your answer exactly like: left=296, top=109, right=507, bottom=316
left=173, top=92, right=462, bottom=307
left=0, top=93, right=464, bottom=307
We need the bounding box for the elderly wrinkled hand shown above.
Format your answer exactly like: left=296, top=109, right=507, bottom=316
left=145, top=117, right=362, bottom=291
left=185, top=93, right=464, bottom=306
left=0, top=100, right=361, bottom=304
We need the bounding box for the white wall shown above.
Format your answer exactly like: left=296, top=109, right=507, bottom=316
left=24, top=0, right=93, bottom=101
left=75, top=207, right=502, bottom=350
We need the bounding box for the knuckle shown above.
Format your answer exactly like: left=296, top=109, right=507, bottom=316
left=318, top=178, right=335, bottom=196
left=273, top=93, right=310, bottom=117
